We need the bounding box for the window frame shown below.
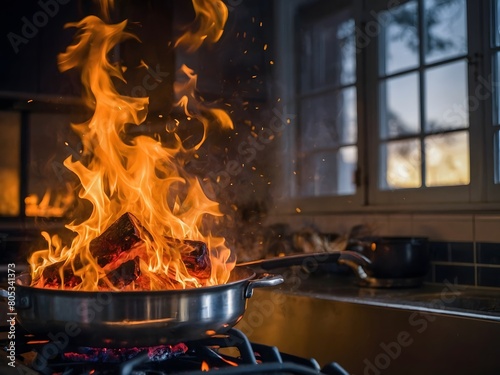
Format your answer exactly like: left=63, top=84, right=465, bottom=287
left=485, top=0, right=500, bottom=202
left=367, top=0, right=477, bottom=206
left=272, top=0, right=500, bottom=214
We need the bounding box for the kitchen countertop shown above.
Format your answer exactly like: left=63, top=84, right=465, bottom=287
left=260, top=268, right=500, bottom=321
left=239, top=269, right=500, bottom=374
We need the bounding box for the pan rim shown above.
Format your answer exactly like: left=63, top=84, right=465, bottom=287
left=15, top=267, right=257, bottom=296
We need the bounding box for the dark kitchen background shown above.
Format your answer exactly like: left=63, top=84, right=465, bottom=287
left=0, top=0, right=277, bottom=264
left=1, top=0, right=499, bottom=285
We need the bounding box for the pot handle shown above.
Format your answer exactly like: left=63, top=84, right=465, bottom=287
left=244, top=273, right=284, bottom=298
left=337, top=251, right=372, bottom=281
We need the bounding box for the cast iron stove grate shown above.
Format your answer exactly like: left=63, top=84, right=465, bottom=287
left=0, top=326, right=349, bottom=375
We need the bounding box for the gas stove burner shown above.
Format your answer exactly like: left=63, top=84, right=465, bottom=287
left=0, top=326, right=350, bottom=375
left=62, top=343, right=188, bottom=363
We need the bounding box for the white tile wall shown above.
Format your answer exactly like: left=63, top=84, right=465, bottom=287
left=267, top=213, right=490, bottom=243
left=411, top=214, right=474, bottom=242
left=313, top=215, right=365, bottom=235
left=311, top=215, right=343, bottom=233
left=387, top=214, right=412, bottom=237
left=475, top=215, right=500, bottom=243
left=357, top=215, right=390, bottom=236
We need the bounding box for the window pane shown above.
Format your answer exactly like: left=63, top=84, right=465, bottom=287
left=300, top=88, right=357, bottom=152
left=338, top=146, right=357, bottom=195
left=0, top=112, right=20, bottom=216
left=336, top=19, right=356, bottom=85
left=425, top=131, right=469, bottom=186
left=495, top=0, right=500, bottom=47
left=425, top=60, right=468, bottom=132
left=300, top=95, right=328, bottom=152
left=494, top=53, right=500, bottom=125
left=424, top=0, right=467, bottom=64
left=381, top=1, right=419, bottom=75
left=381, top=73, right=420, bottom=139
left=300, top=29, right=314, bottom=92
left=381, top=139, right=421, bottom=189
left=495, top=130, right=500, bottom=184
left=300, top=148, right=357, bottom=196
left=318, top=11, right=355, bottom=87
left=27, top=113, right=79, bottom=218
left=340, top=87, right=357, bottom=144
left=300, top=10, right=354, bottom=91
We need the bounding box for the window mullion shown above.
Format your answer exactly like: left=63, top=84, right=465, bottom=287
left=365, top=4, right=382, bottom=202
left=482, top=0, right=500, bottom=201
left=466, top=0, right=484, bottom=202
left=418, top=0, right=427, bottom=188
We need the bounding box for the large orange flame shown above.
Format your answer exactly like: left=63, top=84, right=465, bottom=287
left=29, top=6, right=235, bottom=291
left=95, top=0, right=115, bottom=22
left=175, top=0, right=228, bottom=52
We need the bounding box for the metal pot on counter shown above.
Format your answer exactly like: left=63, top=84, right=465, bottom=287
left=339, top=237, right=430, bottom=287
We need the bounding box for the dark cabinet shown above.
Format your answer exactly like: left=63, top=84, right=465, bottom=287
left=0, top=0, right=82, bottom=98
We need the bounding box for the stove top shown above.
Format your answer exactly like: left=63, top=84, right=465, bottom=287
left=0, top=325, right=349, bottom=375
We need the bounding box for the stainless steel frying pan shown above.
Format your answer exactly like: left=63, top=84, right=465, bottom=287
left=0, top=250, right=363, bottom=347
left=1, top=268, right=281, bottom=347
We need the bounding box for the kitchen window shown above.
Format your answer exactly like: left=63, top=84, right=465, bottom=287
left=379, top=0, right=468, bottom=189
left=296, top=1, right=358, bottom=197
left=278, top=0, right=500, bottom=212
left=370, top=0, right=474, bottom=205
left=0, top=111, right=21, bottom=216
left=0, top=109, right=81, bottom=219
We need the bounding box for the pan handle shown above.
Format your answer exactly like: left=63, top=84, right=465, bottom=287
left=237, top=250, right=370, bottom=273
left=337, top=251, right=372, bottom=280
left=237, top=251, right=343, bottom=270
left=244, top=273, right=284, bottom=298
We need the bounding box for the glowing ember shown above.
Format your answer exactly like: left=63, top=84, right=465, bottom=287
left=29, top=1, right=236, bottom=291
